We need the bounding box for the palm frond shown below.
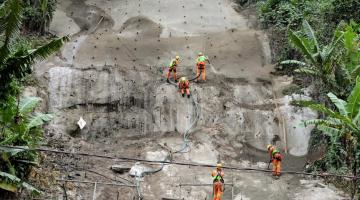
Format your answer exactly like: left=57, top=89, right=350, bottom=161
left=25, top=35, right=69, bottom=62
left=321, top=32, right=344, bottom=65
left=0, top=171, right=42, bottom=194
left=0, top=182, right=17, bottom=193
left=295, top=100, right=336, bottom=116
left=19, top=97, right=41, bottom=116
left=327, top=92, right=348, bottom=116
left=27, top=113, right=53, bottom=130
left=0, top=36, right=69, bottom=97
left=0, top=0, right=23, bottom=63
left=295, top=100, right=355, bottom=129
left=288, top=30, right=317, bottom=66
left=302, top=119, right=339, bottom=127
left=347, top=77, right=360, bottom=119
left=0, top=146, right=28, bottom=156
left=302, top=20, right=320, bottom=53
left=294, top=67, right=319, bottom=76
left=351, top=65, right=360, bottom=79
left=317, top=125, right=342, bottom=137
left=280, top=60, right=307, bottom=66
left=353, top=109, right=360, bottom=125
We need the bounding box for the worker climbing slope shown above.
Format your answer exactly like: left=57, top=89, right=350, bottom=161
left=267, top=144, right=282, bottom=177
left=178, top=77, right=190, bottom=98
left=196, top=52, right=210, bottom=82
left=166, top=55, right=180, bottom=83
left=211, top=163, right=225, bottom=200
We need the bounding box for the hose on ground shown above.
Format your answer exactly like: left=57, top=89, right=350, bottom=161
left=173, top=89, right=201, bottom=154
left=133, top=82, right=202, bottom=198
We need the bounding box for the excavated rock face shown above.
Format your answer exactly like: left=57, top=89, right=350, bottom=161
left=41, top=0, right=315, bottom=156
left=32, top=0, right=346, bottom=199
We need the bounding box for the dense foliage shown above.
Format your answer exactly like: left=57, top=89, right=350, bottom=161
left=281, top=21, right=360, bottom=100
left=296, top=78, right=360, bottom=197
left=234, top=0, right=360, bottom=197
left=0, top=0, right=57, bottom=34
left=0, top=0, right=68, bottom=196
left=254, top=0, right=360, bottom=62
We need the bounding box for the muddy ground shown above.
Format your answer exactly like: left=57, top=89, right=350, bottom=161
left=26, top=0, right=350, bottom=199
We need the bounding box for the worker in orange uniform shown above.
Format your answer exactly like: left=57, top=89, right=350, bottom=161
left=211, top=163, right=224, bottom=200
left=267, top=144, right=282, bottom=177
left=166, top=55, right=180, bottom=83
left=178, top=77, right=190, bottom=98
left=196, top=52, right=210, bottom=82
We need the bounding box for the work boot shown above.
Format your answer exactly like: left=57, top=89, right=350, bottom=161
left=182, top=93, right=185, bottom=97
left=166, top=79, right=170, bottom=83
left=187, top=95, right=190, bottom=98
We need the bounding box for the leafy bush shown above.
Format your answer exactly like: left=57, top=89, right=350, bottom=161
left=0, top=0, right=68, bottom=196
left=0, top=0, right=57, bottom=34
left=0, top=96, right=53, bottom=195
left=329, top=0, right=360, bottom=25
left=22, top=0, right=57, bottom=34
left=296, top=77, right=360, bottom=198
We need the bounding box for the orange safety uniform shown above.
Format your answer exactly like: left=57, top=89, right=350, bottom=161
left=167, top=58, right=179, bottom=81
left=211, top=169, right=224, bottom=200
left=268, top=146, right=282, bottom=176
left=178, top=78, right=190, bottom=97
left=196, top=55, right=208, bottom=81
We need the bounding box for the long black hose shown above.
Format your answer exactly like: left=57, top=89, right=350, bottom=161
left=167, top=69, right=203, bottom=86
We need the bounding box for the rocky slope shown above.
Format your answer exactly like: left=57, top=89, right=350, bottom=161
left=31, top=0, right=348, bottom=199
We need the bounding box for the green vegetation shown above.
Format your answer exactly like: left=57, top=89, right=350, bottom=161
left=296, top=78, right=360, bottom=198
left=281, top=21, right=360, bottom=101
left=252, top=0, right=360, bottom=62
left=234, top=0, right=360, bottom=197
left=0, top=0, right=68, bottom=196
left=0, top=0, right=57, bottom=34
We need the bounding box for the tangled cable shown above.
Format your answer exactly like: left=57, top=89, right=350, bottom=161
left=132, top=82, right=201, bottom=199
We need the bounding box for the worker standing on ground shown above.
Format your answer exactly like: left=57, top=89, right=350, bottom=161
left=166, top=55, right=180, bottom=83
left=196, top=52, right=210, bottom=82
left=267, top=144, right=282, bottom=177
left=178, top=77, right=190, bottom=98
left=211, top=163, right=224, bottom=200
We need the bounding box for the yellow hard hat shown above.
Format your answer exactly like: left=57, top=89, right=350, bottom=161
left=180, top=77, right=186, bottom=82
left=216, top=163, right=222, bottom=168
left=267, top=144, right=272, bottom=150
left=175, top=55, right=180, bottom=60
left=198, top=52, right=203, bottom=56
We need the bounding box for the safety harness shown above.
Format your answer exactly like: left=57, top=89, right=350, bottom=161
left=169, top=59, right=178, bottom=69
left=272, top=149, right=282, bottom=161
left=213, top=171, right=224, bottom=183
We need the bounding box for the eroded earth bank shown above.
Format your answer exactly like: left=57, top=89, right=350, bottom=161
left=31, top=0, right=349, bottom=199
